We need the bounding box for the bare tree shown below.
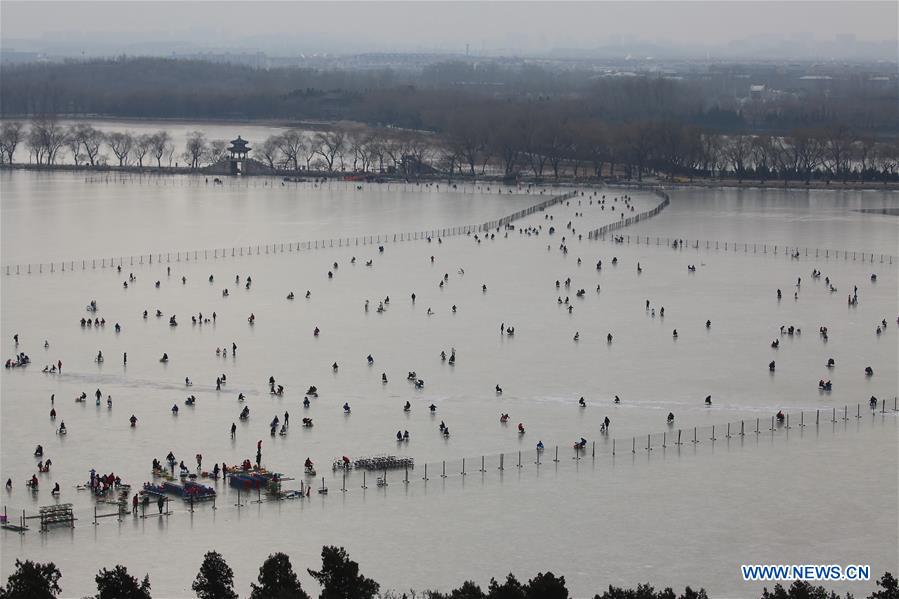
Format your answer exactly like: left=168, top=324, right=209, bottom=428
left=622, top=122, right=654, bottom=181
left=257, top=134, right=282, bottom=170
left=303, top=136, right=321, bottom=171
left=365, top=130, right=388, bottom=173
left=824, top=123, right=853, bottom=182
left=853, top=135, right=877, bottom=179
left=435, top=140, right=462, bottom=177
left=65, top=128, right=83, bottom=165
left=68, top=124, right=105, bottom=166
left=346, top=126, right=373, bottom=172
left=151, top=131, right=172, bottom=168
left=772, top=136, right=800, bottom=184
left=699, top=132, right=722, bottom=177
left=402, top=132, right=432, bottom=177
left=490, top=108, right=527, bottom=178
left=751, top=135, right=774, bottom=182
left=277, top=130, right=307, bottom=170
left=382, top=134, right=404, bottom=174
left=133, top=134, right=153, bottom=168
left=207, top=139, right=228, bottom=164
left=0, top=121, right=24, bottom=164
left=107, top=131, right=135, bottom=166
left=314, top=128, right=347, bottom=172
left=792, top=129, right=826, bottom=184
left=27, top=117, right=66, bottom=165
left=446, top=112, right=488, bottom=177
left=723, top=134, right=752, bottom=182
left=184, top=131, right=208, bottom=169
left=873, top=142, right=898, bottom=184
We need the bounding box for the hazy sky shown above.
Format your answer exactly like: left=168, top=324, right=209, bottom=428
left=2, top=1, right=896, bottom=58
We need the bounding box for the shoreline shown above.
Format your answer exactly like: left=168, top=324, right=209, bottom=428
left=2, top=163, right=897, bottom=192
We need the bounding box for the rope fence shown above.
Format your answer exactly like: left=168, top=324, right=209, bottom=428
left=585, top=188, right=894, bottom=265
left=4, top=189, right=892, bottom=275
left=2, top=191, right=577, bottom=277
left=597, top=234, right=895, bottom=265
left=5, top=398, right=894, bottom=535
left=418, top=397, right=898, bottom=485
left=587, top=188, right=671, bottom=240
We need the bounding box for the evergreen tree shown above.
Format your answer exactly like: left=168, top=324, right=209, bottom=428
left=486, top=574, right=526, bottom=599
left=524, top=572, right=568, bottom=599
left=760, top=580, right=851, bottom=599
left=869, top=573, right=898, bottom=599
left=0, top=560, right=62, bottom=599
left=249, top=552, right=309, bottom=599
left=94, top=565, right=151, bottom=599
left=449, top=581, right=487, bottom=599
left=307, top=546, right=379, bottom=599
left=193, top=551, right=238, bottom=599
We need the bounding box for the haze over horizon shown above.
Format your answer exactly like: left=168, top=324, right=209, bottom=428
left=1, top=1, right=897, bottom=62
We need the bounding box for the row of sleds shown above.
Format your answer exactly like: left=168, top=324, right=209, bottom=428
left=142, top=480, right=216, bottom=501
left=151, top=464, right=306, bottom=501
left=333, top=455, right=415, bottom=471
left=227, top=468, right=280, bottom=491
left=225, top=466, right=308, bottom=500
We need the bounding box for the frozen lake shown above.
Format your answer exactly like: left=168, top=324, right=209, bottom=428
left=1, top=175, right=897, bottom=598
left=0, top=170, right=554, bottom=264
left=632, top=186, right=899, bottom=255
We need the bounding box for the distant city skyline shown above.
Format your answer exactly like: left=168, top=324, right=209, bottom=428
left=1, top=1, right=896, bottom=61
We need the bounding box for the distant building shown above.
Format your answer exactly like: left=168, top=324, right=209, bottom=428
left=749, top=84, right=767, bottom=100
left=227, top=136, right=250, bottom=175
left=202, top=136, right=275, bottom=176
left=0, top=49, right=43, bottom=64
left=797, top=75, right=834, bottom=94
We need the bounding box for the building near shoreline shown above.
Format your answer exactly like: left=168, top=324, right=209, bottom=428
left=203, top=135, right=274, bottom=176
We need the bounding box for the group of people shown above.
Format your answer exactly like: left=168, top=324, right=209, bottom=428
left=6, top=200, right=890, bottom=513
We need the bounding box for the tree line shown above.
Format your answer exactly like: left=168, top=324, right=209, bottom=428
left=2, top=58, right=896, bottom=136
left=2, top=547, right=897, bottom=599
left=3, top=116, right=896, bottom=185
